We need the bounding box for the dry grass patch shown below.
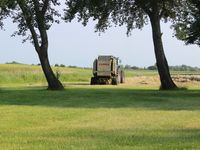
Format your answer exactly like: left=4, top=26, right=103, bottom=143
left=124, top=75, right=200, bottom=89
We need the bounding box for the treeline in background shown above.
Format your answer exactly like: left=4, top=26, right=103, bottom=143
left=124, top=64, right=200, bottom=72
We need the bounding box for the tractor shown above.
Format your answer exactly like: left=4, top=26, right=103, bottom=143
left=91, top=55, right=125, bottom=85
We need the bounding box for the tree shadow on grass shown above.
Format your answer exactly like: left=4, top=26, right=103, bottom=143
left=0, top=87, right=200, bottom=110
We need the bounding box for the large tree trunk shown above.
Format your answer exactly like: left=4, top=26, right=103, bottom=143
left=17, top=0, right=64, bottom=90
left=149, top=14, right=177, bottom=90
left=38, top=48, right=64, bottom=90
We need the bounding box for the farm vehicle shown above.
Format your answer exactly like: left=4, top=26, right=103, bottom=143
left=91, top=55, right=125, bottom=85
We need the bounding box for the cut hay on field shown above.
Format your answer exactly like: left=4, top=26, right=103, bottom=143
left=124, top=74, right=200, bottom=89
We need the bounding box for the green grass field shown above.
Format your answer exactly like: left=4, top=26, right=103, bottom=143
left=0, top=64, right=92, bottom=86
left=0, top=64, right=159, bottom=86
left=0, top=64, right=200, bottom=149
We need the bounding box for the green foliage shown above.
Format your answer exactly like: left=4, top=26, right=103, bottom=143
left=0, top=0, right=14, bottom=28
left=54, top=64, right=59, bottom=67
left=124, top=65, right=140, bottom=70
left=0, top=0, right=6, bottom=7
left=64, top=0, right=183, bottom=34
left=0, top=0, right=61, bottom=45
left=147, top=65, right=157, bottom=70
left=0, top=87, right=200, bottom=149
left=60, top=64, right=65, bottom=67
left=146, top=64, right=200, bottom=72
left=0, top=0, right=16, bottom=9
left=5, top=61, right=22, bottom=64
left=4, top=0, right=61, bottom=43
left=170, top=65, right=200, bottom=72
left=55, top=64, right=66, bottom=67
left=65, top=0, right=147, bottom=34
left=173, top=0, right=200, bottom=46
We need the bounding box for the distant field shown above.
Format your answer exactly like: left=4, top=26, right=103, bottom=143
left=0, top=64, right=200, bottom=149
left=0, top=64, right=200, bottom=89
left=1, top=64, right=157, bottom=86
left=0, top=64, right=92, bottom=86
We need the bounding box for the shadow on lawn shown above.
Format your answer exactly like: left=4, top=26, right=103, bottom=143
left=0, top=87, right=200, bottom=110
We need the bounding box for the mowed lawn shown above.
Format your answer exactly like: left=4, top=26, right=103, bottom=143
left=0, top=86, right=200, bottom=150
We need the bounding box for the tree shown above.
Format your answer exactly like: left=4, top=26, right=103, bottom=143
left=0, top=0, right=8, bottom=8
left=64, top=0, right=181, bottom=89
left=1, top=0, right=64, bottom=90
left=173, top=0, right=200, bottom=46
left=0, top=1, right=5, bottom=27
left=0, top=0, right=12, bottom=28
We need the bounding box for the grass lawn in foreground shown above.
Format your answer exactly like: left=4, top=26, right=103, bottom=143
left=0, top=86, right=200, bottom=150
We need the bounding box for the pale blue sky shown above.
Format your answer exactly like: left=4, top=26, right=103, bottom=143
left=0, top=18, right=200, bottom=68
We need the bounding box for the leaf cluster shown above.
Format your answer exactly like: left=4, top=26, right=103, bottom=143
left=1, top=0, right=61, bottom=43
left=173, top=0, right=200, bottom=46
left=0, top=0, right=16, bottom=28
left=64, top=0, right=147, bottom=34
left=64, top=0, right=183, bottom=34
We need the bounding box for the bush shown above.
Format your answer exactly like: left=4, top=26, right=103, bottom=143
left=55, top=64, right=59, bottom=67
left=60, top=64, right=65, bottom=67
left=147, top=65, right=157, bottom=70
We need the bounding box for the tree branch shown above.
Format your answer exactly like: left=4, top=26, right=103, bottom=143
left=32, top=0, right=40, bottom=12
left=42, top=0, right=49, bottom=16
left=32, top=0, right=48, bottom=51
left=159, top=1, right=166, bottom=19
left=135, top=0, right=152, bottom=15
left=17, top=0, right=40, bottom=53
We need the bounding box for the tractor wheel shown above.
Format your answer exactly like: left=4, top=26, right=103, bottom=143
left=112, top=77, right=118, bottom=85
left=120, top=71, right=125, bottom=83
left=90, top=77, right=97, bottom=85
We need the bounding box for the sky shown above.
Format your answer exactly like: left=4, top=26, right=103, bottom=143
left=0, top=18, right=200, bottom=68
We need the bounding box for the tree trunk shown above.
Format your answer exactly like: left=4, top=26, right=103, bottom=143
left=17, top=0, right=64, bottom=90
left=38, top=48, right=64, bottom=90
left=149, top=14, right=177, bottom=90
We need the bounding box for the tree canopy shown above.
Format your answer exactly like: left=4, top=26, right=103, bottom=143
left=64, top=0, right=181, bottom=33
left=0, top=0, right=14, bottom=28
left=9, top=0, right=61, bottom=43
left=173, top=0, right=200, bottom=46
